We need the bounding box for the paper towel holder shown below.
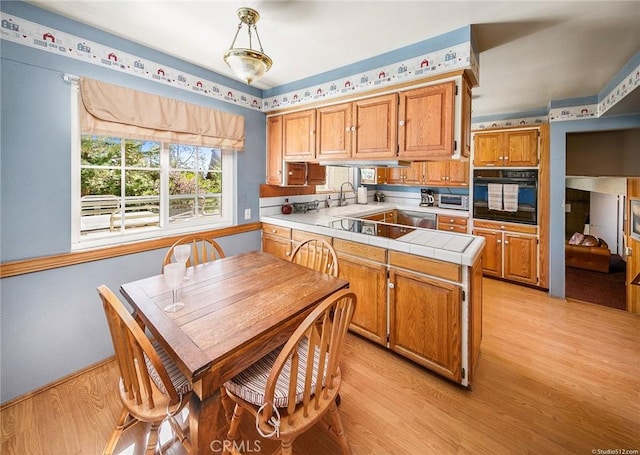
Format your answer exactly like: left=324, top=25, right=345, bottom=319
left=357, top=186, right=368, bottom=205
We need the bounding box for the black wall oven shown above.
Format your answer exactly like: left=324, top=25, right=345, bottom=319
left=473, top=169, right=538, bottom=225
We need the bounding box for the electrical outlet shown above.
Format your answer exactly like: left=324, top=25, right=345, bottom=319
left=244, top=208, right=251, bottom=220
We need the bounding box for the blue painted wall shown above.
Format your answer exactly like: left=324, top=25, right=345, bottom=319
left=0, top=2, right=264, bottom=402
left=1, top=1, right=638, bottom=403
left=548, top=115, right=640, bottom=298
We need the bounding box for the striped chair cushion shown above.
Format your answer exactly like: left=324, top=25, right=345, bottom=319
left=145, top=339, right=192, bottom=397
left=225, top=338, right=326, bottom=408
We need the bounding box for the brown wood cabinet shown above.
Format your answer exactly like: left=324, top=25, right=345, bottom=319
left=261, top=222, right=482, bottom=388
left=473, top=220, right=538, bottom=285
left=316, top=94, right=398, bottom=161
left=386, top=162, right=425, bottom=185
left=398, top=81, right=455, bottom=159
left=283, top=109, right=316, bottom=161
left=425, top=160, right=469, bottom=186
left=334, top=239, right=388, bottom=346
left=389, top=267, right=462, bottom=383
left=473, top=128, right=539, bottom=167
left=284, top=162, right=306, bottom=186
left=266, top=116, right=283, bottom=185
left=306, top=163, right=326, bottom=185
left=437, top=215, right=468, bottom=233
left=261, top=223, right=292, bottom=260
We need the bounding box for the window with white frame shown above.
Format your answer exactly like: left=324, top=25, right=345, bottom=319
left=315, top=166, right=355, bottom=192
left=71, top=77, right=238, bottom=249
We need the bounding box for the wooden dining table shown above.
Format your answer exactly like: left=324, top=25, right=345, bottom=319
left=120, top=250, right=349, bottom=454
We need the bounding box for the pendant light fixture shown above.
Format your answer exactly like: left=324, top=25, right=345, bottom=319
left=223, top=7, right=273, bottom=85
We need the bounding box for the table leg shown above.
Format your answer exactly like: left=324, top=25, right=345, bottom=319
left=189, top=389, right=222, bottom=454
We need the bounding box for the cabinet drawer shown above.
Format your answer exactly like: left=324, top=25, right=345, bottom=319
left=473, top=219, right=537, bottom=234
left=389, top=251, right=461, bottom=283
left=291, top=230, right=332, bottom=244
left=262, top=223, right=291, bottom=239
left=361, top=212, right=385, bottom=222
left=333, top=238, right=387, bottom=263
left=438, top=223, right=468, bottom=234
left=437, top=216, right=468, bottom=226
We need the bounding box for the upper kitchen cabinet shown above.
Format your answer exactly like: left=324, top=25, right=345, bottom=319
left=425, top=160, right=469, bottom=186
left=473, top=128, right=539, bottom=167
left=266, top=115, right=283, bottom=185
left=283, top=109, right=316, bottom=161
left=316, top=94, right=398, bottom=161
left=398, top=81, right=455, bottom=159
left=353, top=94, right=398, bottom=159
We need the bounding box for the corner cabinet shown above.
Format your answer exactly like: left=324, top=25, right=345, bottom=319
left=261, top=223, right=292, bottom=260
left=473, top=128, right=539, bottom=167
left=398, top=81, right=455, bottom=159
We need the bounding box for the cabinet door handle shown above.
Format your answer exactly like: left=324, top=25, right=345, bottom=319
left=504, top=240, right=509, bottom=245
left=345, top=127, right=351, bottom=132
left=285, top=251, right=290, bottom=256
left=272, top=229, right=277, bottom=233
left=288, top=171, right=294, bottom=175
left=497, top=239, right=502, bottom=244
left=398, top=120, right=405, bottom=126
left=388, top=283, right=395, bottom=289
left=351, top=126, right=356, bottom=131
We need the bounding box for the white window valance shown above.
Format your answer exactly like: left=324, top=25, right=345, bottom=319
left=79, top=77, right=245, bottom=150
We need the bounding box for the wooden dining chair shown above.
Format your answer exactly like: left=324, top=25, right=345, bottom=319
left=97, top=285, right=192, bottom=455
left=224, top=289, right=357, bottom=455
left=162, top=234, right=225, bottom=269
left=289, top=238, right=339, bottom=277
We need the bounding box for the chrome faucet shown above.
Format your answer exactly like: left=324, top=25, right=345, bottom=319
left=339, top=182, right=356, bottom=207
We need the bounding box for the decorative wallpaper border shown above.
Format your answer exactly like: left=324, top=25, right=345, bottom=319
left=2, top=11, right=636, bottom=124
left=262, top=42, right=475, bottom=111
left=598, top=63, right=640, bottom=116
left=472, top=115, right=548, bottom=130
left=0, top=13, right=264, bottom=111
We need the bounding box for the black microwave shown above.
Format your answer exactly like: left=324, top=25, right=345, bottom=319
left=472, top=169, right=538, bottom=225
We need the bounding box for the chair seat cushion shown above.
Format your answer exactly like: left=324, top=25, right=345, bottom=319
left=225, top=338, right=326, bottom=408
left=145, top=339, right=192, bottom=397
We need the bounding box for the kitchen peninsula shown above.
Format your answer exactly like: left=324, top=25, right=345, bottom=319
left=261, top=203, right=485, bottom=388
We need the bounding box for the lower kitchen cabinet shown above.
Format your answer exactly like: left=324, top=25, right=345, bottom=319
left=437, top=214, right=468, bottom=233
left=334, top=239, right=387, bottom=346
left=261, top=223, right=292, bottom=260
left=473, top=220, right=538, bottom=285
left=389, top=268, right=462, bottom=383
left=261, top=222, right=483, bottom=387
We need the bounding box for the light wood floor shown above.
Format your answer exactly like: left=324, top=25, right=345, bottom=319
left=2, top=278, right=639, bottom=454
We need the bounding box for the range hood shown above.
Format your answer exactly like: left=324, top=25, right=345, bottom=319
left=317, top=160, right=411, bottom=168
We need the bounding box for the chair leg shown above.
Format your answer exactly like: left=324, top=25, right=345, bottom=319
left=220, top=387, right=234, bottom=422
left=328, top=401, right=351, bottom=454
left=145, top=422, right=161, bottom=455
left=226, top=404, right=245, bottom=440
left=103, top=408, right=131, bottom=455
left=281, top=439, right=294, bottom=455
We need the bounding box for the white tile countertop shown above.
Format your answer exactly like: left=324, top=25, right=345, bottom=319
left=260, top=203, right=484, bottom=266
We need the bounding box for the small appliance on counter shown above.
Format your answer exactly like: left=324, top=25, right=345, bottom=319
left=420, top=189, right=435, bottom=207
left=437, top=194, right=469, bottom=210
left=374, top=191, right=385, bottom=202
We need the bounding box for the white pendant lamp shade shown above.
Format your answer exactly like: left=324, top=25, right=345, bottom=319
left=223, top=7, right=272, bottom=85
left=223, top=49, right=272, bottom=85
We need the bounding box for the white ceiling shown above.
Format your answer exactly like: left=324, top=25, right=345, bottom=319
left=27, top=0, right=640, bottom=117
